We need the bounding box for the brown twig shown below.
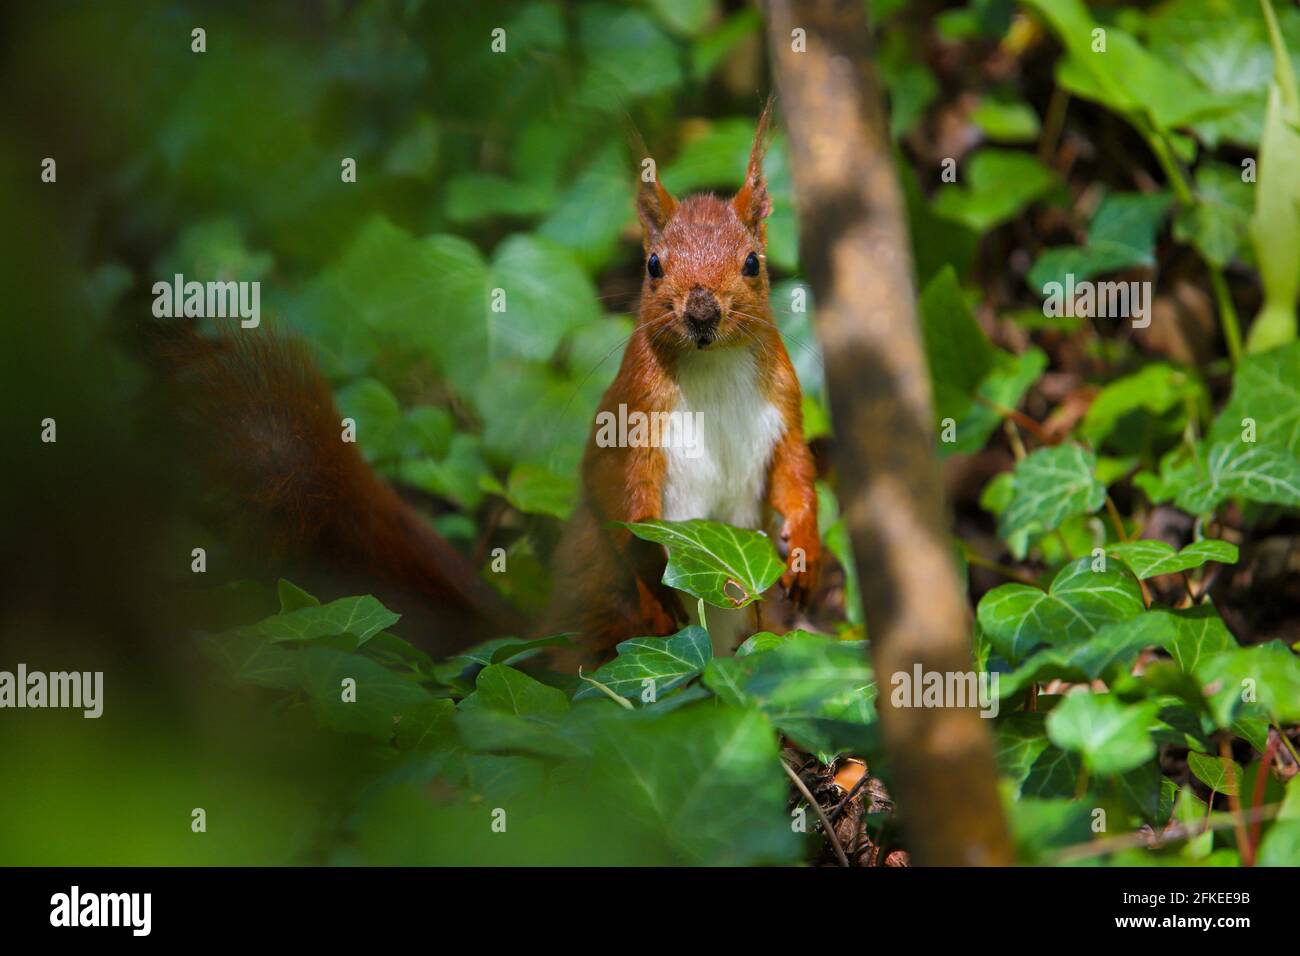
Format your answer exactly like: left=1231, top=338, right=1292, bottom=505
left=1049, top=802, right=1283, bottom=864
left=1220, top=737, right=1252, bottom=865
left=828, top=767, right=872, bottom=823
left=1247, top=733, right=1283, bottom=865
left=782, top=759, right=850, bottom=867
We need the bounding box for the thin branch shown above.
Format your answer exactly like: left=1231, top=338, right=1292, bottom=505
left=782, top=759, right=850, bottom=867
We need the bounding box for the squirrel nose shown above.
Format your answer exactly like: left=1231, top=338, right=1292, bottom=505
left=683, top=288, right=721, bottom=331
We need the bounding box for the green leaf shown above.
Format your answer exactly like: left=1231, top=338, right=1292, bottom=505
left=919, top=267, right=1047, bottom=456
left=1164, top=604, right=1238, bottom=673
left=1079, top=362, right=1204, bottom=448
left=1187, top=751, right=1244, bottom=795
left=622, top=519, right=785, bottom=608
left=998, top=445, right=1106, bottom=557
left=977, top=557, right=1145, bottom=662
left=1174, top=784, right=1214, bottom=859
left=337, top=378, right=405, bottom=464
left=1108, top=538, right=1239, bottom=579
left=1045, top=692, right=1162, bottom=776
left=537, top=143, right=633, bottom=272
left=932, top=148, right=1059, bottom=231
left=576, top=6, right=683, bottom=106
left=296, top=646, right=435, bottom=740
left=997, top=611, right=1179, bottom=698
left=996, top=712, right=1052, bottom=793
left=919, top=267, right=997, bottom=403
left=444, top=173, right=555, bottom=223
left=397, top=433, right=491, bottom=511
left=1209, top=340, right=1300, bottom=454
left=1162, top=440, right=1300, bottom=512
left=1022, top=0, right=1241, bottom=132
left=573, top=626, right=713, bottom=703
left=1175, top=161, right=1255, bottom=267
left=394, top=698, right=457, bottom=753
left=460, top=664, right=570, bottom=717
left=1028, top=193, right=1171, bottom=292
left=1195, top=640, right=1300, bottom=726
left=971, top=95, right=1042, bottom=142
left=277, top=578, right=320, bottom=613
left=589, top=705, right=798, bottom=864
left=490, top=234, right=602, bottom=364
left=704, top=633, right=877, bottom=762
left=502, top=463, right=577, bottom=520
left=243, top=595, right=401, bottom=648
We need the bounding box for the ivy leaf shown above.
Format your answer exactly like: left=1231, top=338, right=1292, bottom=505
left=932, top=148, right=1059, bottom=232
left=576, top=6, right=683, bottom=105
left=997, top=611, right=1178, bottom=698
left=998, top=445, right=1106, bottom=558
left=1028, top=193, right=1171, bottom=292
left=1195, top=640, right=1300, bottom=726
left=996, top=712, right=1051, bottom=794
left=460, top=664, right=570, bottom=718
left=295, top=646, right=435, bottom=740
left=242, top=595, right=401, bottom=648
left=573, top=626, right=713, bottom=703
left=977, top=557, right=1145, bottom=662
left=1209, top=341, right=1300, bottom=453
left=589, top=705, right=798, bottom=865
left=622, top=519, right=785, bottom=608
left=394, top=698, right=458, bottom=753
left=1164, top=604, right=1238, bottom=673
left=919, top=267, right=1048, bottom=457
left=1045, top=692, right=1162, bottom=776
left=1174, top=785, right=1215, bottom=860
left=1174, top=161, right=1255, bottom=267
left=1187, top=751, right=1244, bottom=796
left=1162, top=441, right=1300, bottom=513
left=1108, top=538, right=1239, bottom=579
left=1022, top=0, right=1241, bottom=132
left=277, top=578, right=320, bottom=613
left=502, top=463, right=577, bottom=520
left=704, top=633, right=877, bottom=763
left=1079, top=362, right=1205, bottom=449
left=971, top=96, right=1041, bottom=142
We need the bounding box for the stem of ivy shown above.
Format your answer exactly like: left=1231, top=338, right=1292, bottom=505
left=1103, top=495, right=1129, bottom=543
left=1142, top=126, right=1243, bottom=365
left=1219, top=737, right=1252, bottom=864
left=1248, top=734, right=1283, bottom=862
left=1209, top=267, right=1244, bottom=365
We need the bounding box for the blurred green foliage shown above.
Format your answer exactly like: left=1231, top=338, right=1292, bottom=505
left=2, top=0, right=1300, bottom=867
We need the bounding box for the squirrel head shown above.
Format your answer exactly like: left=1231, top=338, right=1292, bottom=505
left=635, top=104, right=773, bottom=353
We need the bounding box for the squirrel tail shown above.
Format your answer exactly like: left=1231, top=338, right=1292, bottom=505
left=152, top=329, right=525, bottom=647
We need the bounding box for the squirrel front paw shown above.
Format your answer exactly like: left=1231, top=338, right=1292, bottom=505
left=779, top=514, right=821, bottom=608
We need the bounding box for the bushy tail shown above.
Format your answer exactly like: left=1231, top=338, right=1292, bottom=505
left=152, top=329, right=524, bottom=647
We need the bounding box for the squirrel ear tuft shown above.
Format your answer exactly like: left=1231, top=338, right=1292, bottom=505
left=636, top=165, right=677, bottom=239
left=733, top=99, right=774, bottom=231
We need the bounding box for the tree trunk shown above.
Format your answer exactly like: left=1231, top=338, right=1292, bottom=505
left=765, top=0, right=1015, bottom=866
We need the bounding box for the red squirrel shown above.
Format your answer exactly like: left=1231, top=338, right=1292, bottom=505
left=542, top=108, right=820, bottom=662
left=160, top=109, right=818, bottom=664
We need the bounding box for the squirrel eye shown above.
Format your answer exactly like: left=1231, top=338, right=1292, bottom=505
left=742, top=252, right=760, bottom=277
left=647, top=253, right=663, bottom=279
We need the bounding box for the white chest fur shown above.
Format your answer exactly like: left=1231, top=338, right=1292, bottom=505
left=660, top=347, right=786, bottom=529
